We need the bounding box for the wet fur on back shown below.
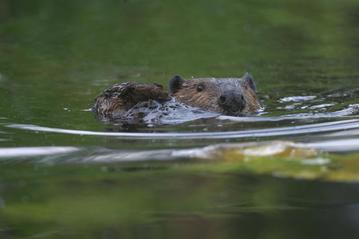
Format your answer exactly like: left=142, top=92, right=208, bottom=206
left=94, top=82, right=169, bottom=120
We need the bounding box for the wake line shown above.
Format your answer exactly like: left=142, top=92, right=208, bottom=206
left=7, top=119, right=359, bottom=139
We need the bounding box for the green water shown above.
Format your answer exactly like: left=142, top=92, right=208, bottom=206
left=1, top=0, right=359, bottom=238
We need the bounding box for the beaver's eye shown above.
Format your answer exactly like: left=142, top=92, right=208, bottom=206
left=196, top=84, right=205, bottom=92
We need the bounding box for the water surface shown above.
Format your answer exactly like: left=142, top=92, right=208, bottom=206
left=0, top=0, right=359, bottom=238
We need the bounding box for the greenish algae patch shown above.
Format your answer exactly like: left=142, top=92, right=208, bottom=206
left=183, top=142, right=359, bottom=182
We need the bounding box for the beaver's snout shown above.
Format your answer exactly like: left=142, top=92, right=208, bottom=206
left=218, top=91, right=246, bottom=114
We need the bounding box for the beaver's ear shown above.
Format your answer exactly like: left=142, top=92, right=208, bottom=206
left=169, top=75, right=184, bottom=94
left=242, top=72, right=256, bottom=92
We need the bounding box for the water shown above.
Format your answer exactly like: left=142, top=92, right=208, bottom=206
left=0, top=0, right=359, bottom=238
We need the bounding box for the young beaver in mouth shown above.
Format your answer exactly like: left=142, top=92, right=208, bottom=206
left=93, top=73, right=261, bottom=124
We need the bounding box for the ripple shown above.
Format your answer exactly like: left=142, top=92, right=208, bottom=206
left=279, top=96, right=316, bottom=103
left=220, top=104, right=359, bottom=122
left=7, top=119, right=359, bottom=139
left=2, top=138, right=357, bottom=163
left=309, top=103, right=335, bottom=110
left=61, top=138, right=359, bottom=163
left=0, top=147, right=80, bottom=158
left=305, top=138, right=359, bottom=152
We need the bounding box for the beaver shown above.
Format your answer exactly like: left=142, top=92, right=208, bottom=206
left=93, top=73, right=261, bottom=124
left=169, top=73, right=260, bottom=116
left=93, top=82, right=169, bottom=120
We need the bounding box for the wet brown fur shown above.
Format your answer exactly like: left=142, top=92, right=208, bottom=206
left=94, top=82, right=169, bottom=118
left=173, top=79, right=221, bottom=112
left=171, top=77, right=261, bottom=115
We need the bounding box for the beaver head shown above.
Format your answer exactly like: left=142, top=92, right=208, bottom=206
left=169, top=73, right=261, bottom=116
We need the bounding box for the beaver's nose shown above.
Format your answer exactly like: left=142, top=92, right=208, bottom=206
left=218, top=92, right=246, bottom=114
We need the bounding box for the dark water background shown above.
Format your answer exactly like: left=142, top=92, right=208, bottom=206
left=0, top=0, right=359, bottom=238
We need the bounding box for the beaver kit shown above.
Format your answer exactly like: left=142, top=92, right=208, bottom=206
left=93, top=73, right=261, bottom=125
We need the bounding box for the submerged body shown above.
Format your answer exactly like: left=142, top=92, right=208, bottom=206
left=93, top=73, right=261, bottom=125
